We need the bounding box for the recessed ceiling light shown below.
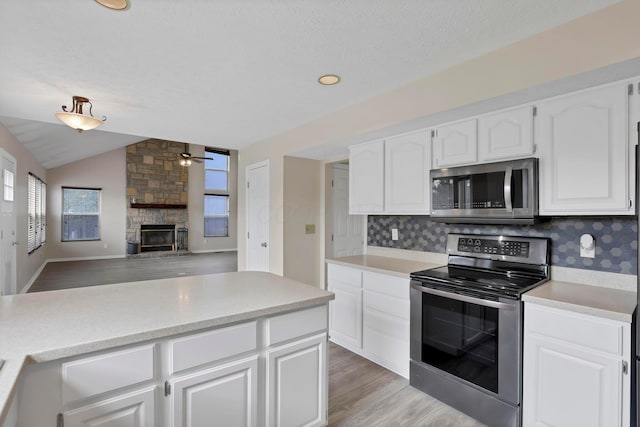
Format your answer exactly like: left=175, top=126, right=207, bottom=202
left=95, top=0, right=128, bottom=10
left=318, top=74, right=341, bottom=86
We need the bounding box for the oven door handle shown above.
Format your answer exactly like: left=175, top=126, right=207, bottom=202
left=411, top=283, right=517, bottom=310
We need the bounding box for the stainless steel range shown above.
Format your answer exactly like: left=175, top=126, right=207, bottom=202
left=409, top=233, right=549, bottom=427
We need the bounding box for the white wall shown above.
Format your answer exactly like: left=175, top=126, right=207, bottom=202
left=46, top=148, right=127, bottom=260
left=237, top=0, right=640, bottom=286
left=188, top=145, right=238, bottom=253
left=0, top=122, right=47, bottom=291
left=283, top=156, right=322, bottom=287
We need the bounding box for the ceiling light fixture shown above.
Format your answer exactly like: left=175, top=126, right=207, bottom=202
left=95, top=0, right=128, bottom=10
left=318, top=74, right=341, bottom=85
left=55, top=96, right=107, bottom=132
left=179, top=158, right=192, bottom=167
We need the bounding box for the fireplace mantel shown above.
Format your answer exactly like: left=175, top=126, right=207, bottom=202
left=131, top=203, right=187, bottom=209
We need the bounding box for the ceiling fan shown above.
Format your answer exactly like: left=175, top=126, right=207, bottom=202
left=179, top=143, right=212, bottom=166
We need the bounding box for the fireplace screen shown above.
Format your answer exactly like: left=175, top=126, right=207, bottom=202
left=140, top=224, right=176, bottom=252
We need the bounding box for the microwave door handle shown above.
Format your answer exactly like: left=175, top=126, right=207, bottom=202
left=504, top=166, right=513, bottom=212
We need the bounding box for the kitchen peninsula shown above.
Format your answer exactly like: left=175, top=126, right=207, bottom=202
left=0, top=271, right=334, bottom=426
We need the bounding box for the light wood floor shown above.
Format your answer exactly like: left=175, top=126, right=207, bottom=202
left=27, top=251, right=238, bottom=293
left=328, top=343, right=487, bottom=427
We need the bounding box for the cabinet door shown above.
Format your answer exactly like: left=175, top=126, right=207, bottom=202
left=432, top=119, right=477, bottom=168
left=362, top=272, right=410, bottom=378
left=327, top=264, right=362, bottom=350
left=63, top=386, right=156, bottom=427
left=536, top=84, right=631, bottom=215
left=328, top=284, right=362, bottom=350
left=384, top=130, right=431, bottom=213
left=349, top=139, right=384, bottom=214
left=523, top=334, right=623, bottom=427
left=266, top=334, right=327, bottom=427
left=170, top=356, right=258, bottom=427
left=478, top=105, right=534, bottom=162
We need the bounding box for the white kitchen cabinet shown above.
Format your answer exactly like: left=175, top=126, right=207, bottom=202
left=384, top=129, right=431, bottom=213
left=327, top=263, right=410, bottom=379
left=523, top=303, right=630, bottom=427
left=265, top=333, right=327, bottom=427
left=478, top=105, right=534, bottom=162
left=536, top=83, right=633, bottom=215
left=16, top=305, right=329, bottom=427
left=362, top=271, right=410, bottom=378
left=349, top=139, right=384, bottom=214
left=327, top=263, right=362, bottom=352
left=170, top=356, right=258, bottom=427
left=432, top=119, right=477, bottom=168
left=63, top=386, right=157, bottom=427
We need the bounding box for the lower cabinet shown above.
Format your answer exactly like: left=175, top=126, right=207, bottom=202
left=266, top=334, right=327, bottom=427
left=170, top=356, right=258, bottom=427
left=15, top=305, right=329, bottom=427
left=327, top=263, right=410, bottom=378
left=523, top=303, right=631, bottom=427
left=63, top=387, right=157, bottom=427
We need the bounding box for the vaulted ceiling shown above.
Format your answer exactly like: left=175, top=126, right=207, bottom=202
left=0, top=0, right=621, bottom=169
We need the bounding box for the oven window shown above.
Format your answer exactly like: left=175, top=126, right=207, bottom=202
left=421, top=293, right=498, bottom=393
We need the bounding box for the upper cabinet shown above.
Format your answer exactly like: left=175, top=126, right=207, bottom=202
left=432, top=119, right=477, bottom=168
left=384, top=130, right=431, bottom=214
left=349, top=130, right=431, bottom=215
left=478, top=105, right=534, bottom=162
left=349, top=139, right=384, bottom=214
left=536, top=83, right=634, bottom=215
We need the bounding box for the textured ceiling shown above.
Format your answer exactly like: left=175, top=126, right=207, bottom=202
left=0, top=0, right=621, bottom=169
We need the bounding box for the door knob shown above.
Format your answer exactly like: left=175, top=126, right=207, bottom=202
left=261, top=242, right=268, bottom=247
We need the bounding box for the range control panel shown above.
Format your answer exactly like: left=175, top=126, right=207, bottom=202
left=457, top=237, right=530, bottom=258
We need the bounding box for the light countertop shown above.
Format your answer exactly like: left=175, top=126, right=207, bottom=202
left=523, top=280, right=636, bottom=323
left=0, top=271, right=334, bottom=423
left=328, top=253, right=636, bottom=324
left=326, top=255, right=441, bottom=278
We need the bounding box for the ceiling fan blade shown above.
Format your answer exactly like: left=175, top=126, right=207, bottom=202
left=191, top=156, right=213, bottom=160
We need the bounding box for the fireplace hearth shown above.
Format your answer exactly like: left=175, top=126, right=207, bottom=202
left=140, top=224, right=176, bottom=252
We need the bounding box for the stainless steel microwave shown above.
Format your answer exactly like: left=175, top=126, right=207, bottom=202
left=430, top=157, right=538, bottom=224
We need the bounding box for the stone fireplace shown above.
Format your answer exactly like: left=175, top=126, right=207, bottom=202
left=126, top=139, right=189, bottom=253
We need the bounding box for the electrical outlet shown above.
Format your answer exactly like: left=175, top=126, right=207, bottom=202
left=103, top=243, right=108, bottom=249
left=204, top=239, right=207, bottom=245
left=392, top=228, right=399, bottom=241
left=580, top=234, right=595, bottom=258
left=305, top=224, right=316, bottom=235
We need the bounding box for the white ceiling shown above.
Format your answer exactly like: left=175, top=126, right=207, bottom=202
left=0, top=0, right=621, bottom=169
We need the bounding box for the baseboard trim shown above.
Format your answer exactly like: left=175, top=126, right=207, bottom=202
left=190, top=248, right=238, bottom=254
left=47, top=255, right=127, bottom=263
left=20, top=260, right=48, bottom=294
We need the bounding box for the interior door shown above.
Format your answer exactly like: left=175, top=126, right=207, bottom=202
left=0, top=150, right=17, bottom=296
left=246, top=161, right=270, bottom=272
left=332, top=164, right=364, bottom=257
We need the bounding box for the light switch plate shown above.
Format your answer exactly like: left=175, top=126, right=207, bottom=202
left=305, top=224, right=316, bottom=234
left=392, top=228, right=399, bottom=241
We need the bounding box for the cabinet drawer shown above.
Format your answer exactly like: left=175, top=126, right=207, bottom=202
left=363, top=289, right=409, bottom=321
left=362, top=271, right=409, bottom=300
left=327, top=264, right=362, bottom=289
left=266, top=305, right=328, bottom=347
left=525, top=304, right=624, bottom=356
left=168, top=321, right=257, bottom=374
left=62, top=344, right=155, bottom=405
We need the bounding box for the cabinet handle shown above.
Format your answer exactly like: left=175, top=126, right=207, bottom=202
left=623, top=360, right=628, bottom=375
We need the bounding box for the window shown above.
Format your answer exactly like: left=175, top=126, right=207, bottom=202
left=27, top=173, right=46, bottom=253
left=205, top=149, right=229, bottom=191
left=204, top=148, right=230, bottom=237
left=4, top=169, right=14, bottom=201
left=62, top=187, right=101, bottom=241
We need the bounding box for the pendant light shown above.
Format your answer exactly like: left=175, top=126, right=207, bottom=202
left=55, top=96, right=107, bottom=132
